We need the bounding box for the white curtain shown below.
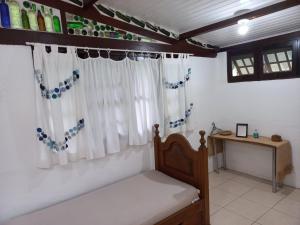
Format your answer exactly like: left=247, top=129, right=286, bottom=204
left=160, top=54, right=193, bottom=135
left=33, top=44, right=162, bottom=168
left=33, top=44, right=85, bottom=168
left=78, top=57, right=162, bottom=158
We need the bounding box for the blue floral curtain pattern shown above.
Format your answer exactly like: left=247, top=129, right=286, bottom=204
left=169, top=103, right=193, bottom=128
left=36, top=119, right=84, bottom=152
left=164, top=68, right=191, bottom=89
left=33, top=44, right=86, bottom=168
left=35, top=69, right=80, bottom=99
left=160, top=54, right=193, bottom=135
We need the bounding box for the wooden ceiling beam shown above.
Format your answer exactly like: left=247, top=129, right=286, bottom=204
left=179, top=0, right=300, bottom=40
left=0, top=29, right=217, bottom=57
left=31, top=0, right=177, bottom=44
left=82, top=0, right=98, bottom=9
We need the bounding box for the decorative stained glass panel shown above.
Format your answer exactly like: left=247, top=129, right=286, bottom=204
left=66, top=13, right=163, bottom=43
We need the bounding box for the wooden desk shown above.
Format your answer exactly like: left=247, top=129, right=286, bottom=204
left=210, top=133, right=292, bottom=193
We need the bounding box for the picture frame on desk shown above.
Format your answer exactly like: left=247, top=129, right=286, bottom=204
left=236, top=123, right=248, bottom=138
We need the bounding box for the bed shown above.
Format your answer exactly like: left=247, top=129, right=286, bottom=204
left=4, top=124, right=210, bottom=225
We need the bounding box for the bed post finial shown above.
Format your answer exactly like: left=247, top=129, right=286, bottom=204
left=154, top=124, right=160, bottom=137
left=154, top=124, right=161, bottom=170
left=199, top=130, right=207, bottom=150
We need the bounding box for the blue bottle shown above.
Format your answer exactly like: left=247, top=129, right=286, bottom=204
left=0, top=0, right=11, bottom=28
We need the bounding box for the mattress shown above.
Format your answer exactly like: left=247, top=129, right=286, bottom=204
left=5, top=170, right=199, bottom=225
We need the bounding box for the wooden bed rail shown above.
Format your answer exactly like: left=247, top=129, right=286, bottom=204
left=154, top=124, right=210, bottom=225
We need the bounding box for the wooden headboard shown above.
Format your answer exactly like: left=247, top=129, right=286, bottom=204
left=154, top=124, right=210, bottom=224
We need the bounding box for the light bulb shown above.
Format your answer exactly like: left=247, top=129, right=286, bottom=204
left=237, top=19, right=250, bottom=35
left=238, top=25, right=249, bottom=35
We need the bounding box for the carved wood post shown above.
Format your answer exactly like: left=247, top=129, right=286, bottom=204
left=198, top=130, right=210, bottom=225
left=154, top=124, right=161, bottom=170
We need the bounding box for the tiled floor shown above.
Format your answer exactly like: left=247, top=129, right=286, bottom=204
left=209, top=170, right=300, bottom=225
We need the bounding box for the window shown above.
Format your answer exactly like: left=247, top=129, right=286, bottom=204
left=227, top=39, right=299, bottom=83
left=227, top=50, right=258, bottom=82
left=231, top=54, right=255, bottom=76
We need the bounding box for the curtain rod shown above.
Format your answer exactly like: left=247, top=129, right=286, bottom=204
left=25, top=42, right=194, bottom=56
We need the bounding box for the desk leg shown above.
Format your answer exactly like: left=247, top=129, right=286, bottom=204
left=223, top=141, right=226, bottom=170
left=213, top=139, right=219, bottom=173
left=272, top=148, right=277, bottom=193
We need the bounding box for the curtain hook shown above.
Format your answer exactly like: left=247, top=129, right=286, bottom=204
left=98, top=49, right=101, bottom=58
left=107, top=50, right=111, bottom=58
left=85, top=49, right=90, bottom=58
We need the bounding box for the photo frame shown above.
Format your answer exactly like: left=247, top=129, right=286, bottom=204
left=236, top=123, right=248, bottom=138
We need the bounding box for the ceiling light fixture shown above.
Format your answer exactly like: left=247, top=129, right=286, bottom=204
left=237, top=19, right=250, bottom=35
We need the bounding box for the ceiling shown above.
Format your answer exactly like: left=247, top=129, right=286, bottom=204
left=67, top=0, right=300, bottom=47
left=196, top=5, right=300, bottom=47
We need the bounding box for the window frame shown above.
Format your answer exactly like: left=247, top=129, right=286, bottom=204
left=227, top=39, right=300, bottom=83
left=259, top=40, right=298, bottom=81
left=227, top=48, right=259, bottom=83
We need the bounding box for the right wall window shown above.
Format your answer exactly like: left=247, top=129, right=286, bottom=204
left=227, top=39, right=299, bottom=83
left=263, top=47, right=293, bottom=74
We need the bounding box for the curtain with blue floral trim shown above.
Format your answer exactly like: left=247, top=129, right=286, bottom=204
left=160, top=53, right=193, bottom=135
left=33, top=44, right=87, bottom=168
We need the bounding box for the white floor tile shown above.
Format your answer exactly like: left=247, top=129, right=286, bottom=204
left=210, top=188, right=239, bottom=207
left=209, top=174, right=229, bottom=188
left=210, top=202, right=222, bottom=215
left=258, top=209, right=300, bottom=225
left=253, top=182, right=273, bottom=192
left=211, top=208, right=253, bottom=225
left=225, top=197, right=270, bottom=221
left=287, top=189, right=300, bottom=202
left=232, top=175, right=262, bottom=187
left=218, top=180, right=252, bottom=196
left=274, top=197, right=300, bottom=219
left=242, top=188, right=285, bottom=207
left=218, top=170, right=238, bottom=179
left=254, top=182, right=293, bottom=195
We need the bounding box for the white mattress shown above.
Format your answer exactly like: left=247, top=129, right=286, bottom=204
left=5, top=170, right=199, bottom=225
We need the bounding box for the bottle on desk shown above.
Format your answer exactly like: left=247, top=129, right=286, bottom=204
left=253, top=129, right=259, bottom=139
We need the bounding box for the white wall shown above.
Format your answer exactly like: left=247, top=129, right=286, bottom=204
left=191, top=52, right=300, bottom=188
left=0, top=45, right=152, bottom=223
left=187, top=57, right=219, bottom=172
left=215, top=52, right=300, bottom=188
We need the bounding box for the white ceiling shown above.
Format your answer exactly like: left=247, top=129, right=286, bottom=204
left=93, top=0, right=299, bottom=47
left=196, top=5, right=300, bottom=47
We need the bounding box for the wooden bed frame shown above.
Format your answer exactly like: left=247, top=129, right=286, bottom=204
left=153, top=124, right=210, bottom=225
